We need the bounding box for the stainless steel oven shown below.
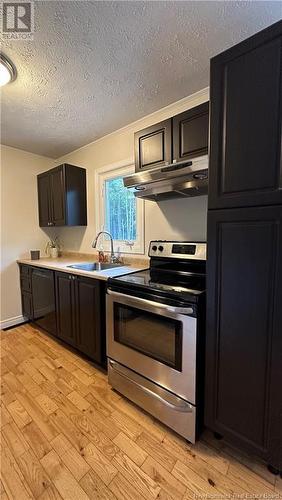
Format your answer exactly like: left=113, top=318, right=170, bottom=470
left=107, top=290, right=197, bottom=403
left=106, top=240, right=206, bottom=443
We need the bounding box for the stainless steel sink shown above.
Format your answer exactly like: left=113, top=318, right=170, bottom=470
left=67, top=262, right=124, bottom=272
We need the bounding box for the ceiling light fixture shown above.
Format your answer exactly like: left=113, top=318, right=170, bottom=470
left=0, top=53, right=17, bottom=87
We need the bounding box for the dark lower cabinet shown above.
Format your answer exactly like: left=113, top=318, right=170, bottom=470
left=32, top=268, right=56, bottom=336
left=19, top=265, right=33, bottom=320
left=55, top=272, right=103, bottom=364
left=55, top=273, right=76, bottom=347
left=75, top=276, right=101, bottom=362
left=19, top=265, right=105, bottom=366
left=205, top=206, right=282, bottom=470
left=21, top=291, right=33, bottom=319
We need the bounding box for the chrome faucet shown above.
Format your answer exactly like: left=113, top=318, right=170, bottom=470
left=92, top=231, right=118, bottom=263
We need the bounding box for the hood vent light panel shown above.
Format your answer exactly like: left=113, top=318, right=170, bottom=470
left=123, top=155, right=208, bottom=201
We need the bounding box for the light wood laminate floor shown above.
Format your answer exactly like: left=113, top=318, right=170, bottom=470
left=1, top=324, right=281, bottom=499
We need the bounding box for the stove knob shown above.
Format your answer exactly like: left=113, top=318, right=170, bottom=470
left=158, top=245, right=164, bottom=252
left=152, top=245, right=157, bottom=252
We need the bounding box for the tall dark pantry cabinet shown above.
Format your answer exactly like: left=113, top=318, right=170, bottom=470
left=205, top=21, right=282, bottom=474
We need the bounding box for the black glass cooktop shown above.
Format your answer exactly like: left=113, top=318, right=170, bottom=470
left=108, top=268, right=206, bottom=302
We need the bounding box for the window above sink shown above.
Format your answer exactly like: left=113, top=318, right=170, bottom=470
left=94, top=161, right=145, bottom=255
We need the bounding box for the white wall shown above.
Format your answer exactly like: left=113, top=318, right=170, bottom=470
left=0, top=145, right=54, bottom=327
left=56, top=87, right=209, bottom=255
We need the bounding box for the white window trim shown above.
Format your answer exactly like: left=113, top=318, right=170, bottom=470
left=94, top=159, right=145, bottom=255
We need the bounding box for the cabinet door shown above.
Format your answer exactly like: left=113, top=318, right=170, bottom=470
left=74, top=277, right=101, bottom=363
left=32, top=268, right=56, bottom=336
left=37, top=173, right=51, bottom=227
left=209, top=21, right=282, bottom=209
left=205, top=206, right=282, bottom=462
left=50, top=167, right=65, bottom=226
left=21, top=292, right=33, bottom=319
left=173, top=102, right=209, bottom=162
left=55, top=272, right=76, bottom=346
left=134, top=119, right=172, bottom=171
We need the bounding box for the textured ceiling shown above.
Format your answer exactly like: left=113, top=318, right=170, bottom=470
left=1, top=1, right=281, bottom=158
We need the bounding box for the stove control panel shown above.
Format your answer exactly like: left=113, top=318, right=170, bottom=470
left=149, top=241, right=206, bottom=260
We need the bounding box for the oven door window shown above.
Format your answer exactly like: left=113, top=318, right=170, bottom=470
left=113, top=303, right=182, bottom=371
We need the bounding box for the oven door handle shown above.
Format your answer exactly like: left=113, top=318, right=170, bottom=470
left=109, top=360, right=193, bottom=413
left=107, top=289, right=193, bottom=315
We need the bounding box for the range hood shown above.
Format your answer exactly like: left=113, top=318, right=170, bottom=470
left=123, top=156, right=208, bottom=201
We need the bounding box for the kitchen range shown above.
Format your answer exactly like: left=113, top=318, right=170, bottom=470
left=106, top=240, right=206, bottom=443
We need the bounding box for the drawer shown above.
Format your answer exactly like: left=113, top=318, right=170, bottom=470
left=108, top=359, right=196, bottom=443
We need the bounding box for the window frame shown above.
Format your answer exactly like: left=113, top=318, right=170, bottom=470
left=94, top=159, right=145, bottom=255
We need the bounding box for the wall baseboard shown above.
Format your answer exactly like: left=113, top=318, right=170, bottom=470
left=0, top=315, right=27, bottom=330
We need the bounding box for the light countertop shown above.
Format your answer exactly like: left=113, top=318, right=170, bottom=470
left=17, top=256, right=148, bottom=281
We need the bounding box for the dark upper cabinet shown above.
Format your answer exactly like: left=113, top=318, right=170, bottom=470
left=208, top=21, right=282, bottom=209
left=38, top=173, right=52, bottom=227
left=205, top=205, right=282, bottom=468
left=134, top=102, right=209, bottom=172
left=37, top=164, right=87, bottom=227
left=173, top=102, right=209, bottom=163
left=49, top=167, right=65, bottom=226
left=55, top=272, right=103, bottom=364
left=135, top=119, right=172, bottom=171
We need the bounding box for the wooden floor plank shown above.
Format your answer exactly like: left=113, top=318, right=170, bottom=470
left=112, top=451, right=161, bottom=499
left=16, top=449, right=51, bottom=498
left=35, top=393, right=59, bottom=416
left=16, top=391, right=59, bottom=442
left=49, top=409, right=89, bottom=453
left=141, top=456, right=187, bottom=499
left=1, top=442, right=33, bottom=499
left=7, top=399, right=33, bottom=429
left=60, top=445, right=90, bottom=482
left=37, top=483, right=63, bottom=500
left=1, top=404, right=12, bottom=428
left=66, top=390, right=90, bottom=412
left=136, top=432, right=177, bottom=472
left=108, top=472, right=147, bottom=500
left=22, top=421, right=52, bottom=460
left=80, top=469, right=117, bottom=500
left=40, top=450, right=89, bottom=500
left=2, top=422, right=29, bottom=458
left=113, top=432, right=148, bottom=467
left=82, top=441, right=118, bottom=486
